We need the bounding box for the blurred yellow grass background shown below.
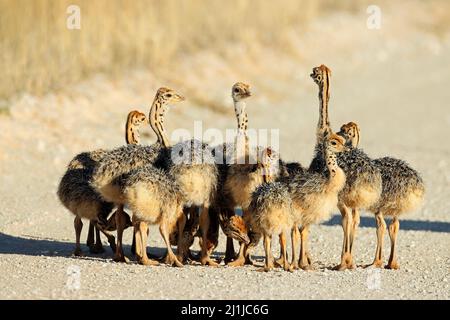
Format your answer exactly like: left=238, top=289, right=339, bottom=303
left=1, top=0, right=449, bottom=101
left=0, top=0, right=365, bottom=100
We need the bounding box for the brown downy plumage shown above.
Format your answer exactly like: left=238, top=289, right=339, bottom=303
left=155, top=136, right=219, bottom=266
left=121, top=165, right=186, bottom=267
left=210, top=83, right=301, bottom=265
left=216, top=83, right=285, bottom=267
left=90, top=87, right=185, bottom=262
left=248, top=182, right=293, bottom=272
left=173, top=82, right=254, bottom=266
left=308, top=65, right=382, bottom=271
left=249, top=133, right=348, bottom=272
left=91, top=88, right=184, bottom=205
left=232, top=146, right=291, bottom=266
left=57, top=150, right=116, bottom=256
left=58, top=110, right=147, bottom=257
left=121, top=106, right=219, bottom=267
left=106, top=109, right=146, bottom=255
left=338, top=122, right=425, bottom=270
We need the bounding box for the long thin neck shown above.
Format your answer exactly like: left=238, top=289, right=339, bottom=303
left=149, top=97, right=170, bottom=148
left=125, top=115, right=139, bottom=145
left=317, top=74, right=331, bottom=138
left=260, top=149, right=277, bottom=183
left=351, top=128, right=360, bottom=148
left=233, top=99, right=250, bottom=163
left=324, top=147, right=338, bottom=178
left=261, top=164, right=276, bottom=183
left=262, top=171, right=271, bottom=183
left=234, top=100, right=248, bottom=135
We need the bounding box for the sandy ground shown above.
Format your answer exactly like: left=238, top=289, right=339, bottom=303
left=0, top=5, right=449, bottom=299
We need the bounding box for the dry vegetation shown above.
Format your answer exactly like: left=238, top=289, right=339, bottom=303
left=0, top=0, right=448, bottom=101
left=0, top=0, right=365, bottom=100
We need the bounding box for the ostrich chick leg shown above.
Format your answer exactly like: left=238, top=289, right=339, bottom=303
left=386, top=217, right=400, bottom=270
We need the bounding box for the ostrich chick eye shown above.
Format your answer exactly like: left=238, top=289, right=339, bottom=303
left=166, top=93, right=172, bottom=98
left=331, top=141, right=337, bottom=146
left=234, top=88, right=240, bottom=93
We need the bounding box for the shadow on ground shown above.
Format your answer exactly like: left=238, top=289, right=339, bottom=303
left=322, top=215, right=450, bottom=233
left=1, top=215, right=448, bottom=259
left=0, top=233, right=167, bottom=258
left=0, top=233, right=240, bottom=262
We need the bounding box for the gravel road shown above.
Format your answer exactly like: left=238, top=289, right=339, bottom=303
left=0, top=6, right=449, bottom=299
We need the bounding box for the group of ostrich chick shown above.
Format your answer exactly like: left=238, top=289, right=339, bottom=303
left=57, top=65, right=425, bottom=272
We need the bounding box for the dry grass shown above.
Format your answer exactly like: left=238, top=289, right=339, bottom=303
left=0, top=0, right=362, bottom=100
left=0, top=0, right=448, bottom=100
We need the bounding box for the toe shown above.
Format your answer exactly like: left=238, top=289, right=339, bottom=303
left=227, top=258, right=245, bottom=267
left=301, top=264, right=313, bottom=271
left=72, top=249, right=83, bottom=257
left=333, top=264, right=347, bottom=271
left=385, top=263, right=400, bottom=270
left=175, top=260, right=184, bottom=267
